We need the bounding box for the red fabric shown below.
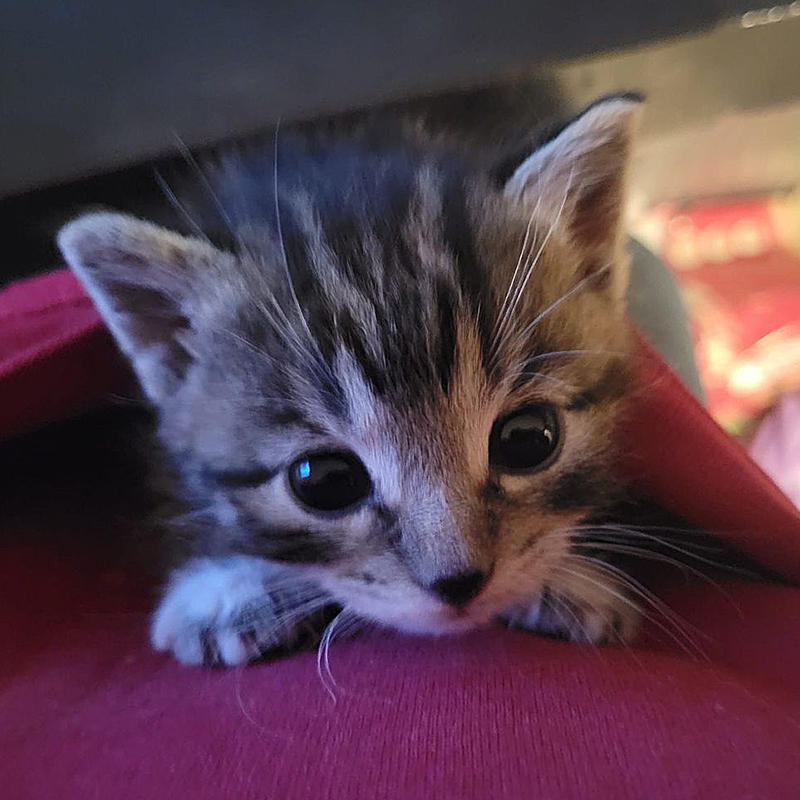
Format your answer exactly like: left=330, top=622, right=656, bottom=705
left=621, top=340, right=800, bottom=583
left=2, top=269, right=800, bottom=799
left=0, top=270, right=131, bottom=440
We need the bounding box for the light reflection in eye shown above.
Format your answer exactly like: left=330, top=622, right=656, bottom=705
left=298, top=461, right=311, bottom=479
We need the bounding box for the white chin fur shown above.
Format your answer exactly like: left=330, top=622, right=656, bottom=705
left=356, top=603, right=496, bottom=636
left=388, top=616, right=488, bottom=636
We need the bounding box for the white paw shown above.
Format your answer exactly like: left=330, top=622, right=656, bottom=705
left=505, top=586, right=641, bottom=645
left=151, top=556, right=318, bottom=666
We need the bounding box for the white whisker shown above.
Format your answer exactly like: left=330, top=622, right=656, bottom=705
left=499, top=164, right=575, bottom=344
left=552, top=563, right=703, bottom=659
left=153, top=169, right=209, bottom=242
left=316, top=610, right=350, bottom=702
left=493, top=163, right=575, bottom=367
left=524, top=348, right=628, bottom=364
left=573, top=524, right=757, bottom=577
left=546, top=591, right=594, bottom=644
left=516, top=371, right=576, bottom=390
left=214, top=326, right=279, bottom=365
left=272, top=122, right=332, bottom=378
left=556, top=557, right=709, bottom=661
left=495, top=201, right=537, bottom=333
left=511, top=264, right=612, bottom=354
left=171, top=129, right=236, bottom=236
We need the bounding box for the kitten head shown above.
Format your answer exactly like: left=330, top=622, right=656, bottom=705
left=59, top=95, right=642, bottom=634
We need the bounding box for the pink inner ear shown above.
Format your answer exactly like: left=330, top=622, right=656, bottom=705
left=569, top=177, right=620, bottom=257
left=101, top=280, right=195, bottom=396
left=108, top=283, right=190, bottom=347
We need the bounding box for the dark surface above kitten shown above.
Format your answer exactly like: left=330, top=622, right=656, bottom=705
left=1, top=0, right=750, bottom=197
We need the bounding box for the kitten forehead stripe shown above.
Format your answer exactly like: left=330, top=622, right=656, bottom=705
left=439, top=169, right=498, bottom=381
left=433, top=277, right=458, bottom=393
left=271, top=158, right=495, bottom=405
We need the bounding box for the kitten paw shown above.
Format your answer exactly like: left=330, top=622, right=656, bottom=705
left=505, top=588, right=640, bottom=644
left=151, top=556, right=325, bottom=666
left=504, top=561, right=641, bottom=646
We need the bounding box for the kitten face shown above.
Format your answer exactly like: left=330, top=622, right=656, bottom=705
left=59, top=95, right=641, bottom=636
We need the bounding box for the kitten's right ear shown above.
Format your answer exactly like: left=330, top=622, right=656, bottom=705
left=498, top=94, right=643, bottom=299
left=58, top=211, right=231, bottom=404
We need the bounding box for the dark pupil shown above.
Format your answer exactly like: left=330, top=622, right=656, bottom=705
left=491, top=405, right=558, bottom=471
left=289, top=452, right=371, bottom=512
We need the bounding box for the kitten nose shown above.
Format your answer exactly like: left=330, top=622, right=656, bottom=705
left=431, top=570, right=488, bottom=606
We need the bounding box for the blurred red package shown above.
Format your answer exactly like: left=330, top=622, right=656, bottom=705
left=637, top=192, right=800, bottom=433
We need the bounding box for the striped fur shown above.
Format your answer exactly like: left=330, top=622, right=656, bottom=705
left=59, top=95, right=647, bottom=665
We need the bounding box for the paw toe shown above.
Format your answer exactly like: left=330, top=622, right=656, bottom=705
left=170, top=628, right=207, bottom=666
left=216, top=629, right=252, bottom=666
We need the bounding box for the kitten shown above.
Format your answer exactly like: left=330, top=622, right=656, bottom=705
left=59, top=94, right=647, bottom=666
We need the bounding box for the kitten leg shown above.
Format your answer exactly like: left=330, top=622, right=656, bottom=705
left=151, top=555, right=330, bottom=666
left=504, top=562, right=641, bottom=645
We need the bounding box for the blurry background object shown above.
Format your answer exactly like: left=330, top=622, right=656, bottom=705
left=2, top=0, right=791, bottom=281
left=633, top=193, right=800, bottom=433
left=0, top=0, right=754, bottom=198
left=749, top=390, right=800, bottom=509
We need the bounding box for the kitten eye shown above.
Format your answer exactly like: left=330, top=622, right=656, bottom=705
left=489, top=404, right=560, bottom=472
left=289, top=451, right=372, bottom=512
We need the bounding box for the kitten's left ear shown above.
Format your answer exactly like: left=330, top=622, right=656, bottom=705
left=501, top=94, right=643, bottom=289
left=58, top=211, right=233, bottom=404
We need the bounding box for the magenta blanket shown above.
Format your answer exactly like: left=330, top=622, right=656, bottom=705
left=2, top=269, right=800, bottom=799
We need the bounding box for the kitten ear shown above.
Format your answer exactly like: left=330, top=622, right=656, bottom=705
left=58, top=211, right=230, bottom=404
left=502, top=94, right=643, bottom=284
